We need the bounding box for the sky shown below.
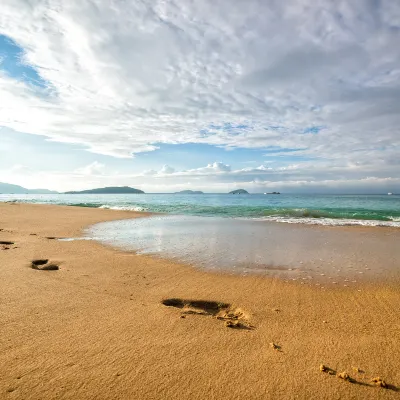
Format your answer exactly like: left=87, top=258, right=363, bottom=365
left=0, top=0, right=399, bottom=193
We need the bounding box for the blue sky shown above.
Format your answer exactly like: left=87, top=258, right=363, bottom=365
left=0, top=1, right=399, bottom=193
left=0, top=34, right=47, bottom=88
left=0, top=127, right=276, bottom=173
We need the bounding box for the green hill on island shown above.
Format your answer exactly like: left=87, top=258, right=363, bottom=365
left=229, top=189, right=249, bottom=194
left=175, top=190, right=204, bottom=194
left=0, top=182, right=58, bottom=194
left=65, top=186, right=144, bottom=194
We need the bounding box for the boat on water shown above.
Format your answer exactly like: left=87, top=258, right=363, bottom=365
left=388, top=192, right=393, bottom=195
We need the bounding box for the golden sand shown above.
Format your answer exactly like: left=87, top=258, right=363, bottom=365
left=1, top=203, right=399, bottom=399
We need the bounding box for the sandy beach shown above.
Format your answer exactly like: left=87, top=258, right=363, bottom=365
left=1, top=202, right=399, bottom=399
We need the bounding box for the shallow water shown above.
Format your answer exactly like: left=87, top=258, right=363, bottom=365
left=88, top=215, right=400, bottom=285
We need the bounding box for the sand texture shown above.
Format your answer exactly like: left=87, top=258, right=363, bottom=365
left=0, top=203, right=399, bottom=399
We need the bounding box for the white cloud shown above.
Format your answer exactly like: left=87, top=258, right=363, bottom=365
left=9, top=164, right=31, bottom=174
left=142, top=169, right=157, bottom=176
left=75, top=161, right=105, bottom=175
left=159, top=165, right=175, bottom=174
left=207, top=162, right=231, bottom=172
left=0, top=1, right=398, bottom=167
left=174, top=162, right=231, bottom=175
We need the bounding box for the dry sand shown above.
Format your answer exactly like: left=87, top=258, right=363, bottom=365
left=0, top=202, right=399, bottom=399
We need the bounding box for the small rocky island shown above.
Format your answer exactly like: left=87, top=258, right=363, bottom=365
left=229, top=189, right=249, bottom=194
left=175, top=190, right=204, bottom=194
left=65, top=186, right=144, bottom=194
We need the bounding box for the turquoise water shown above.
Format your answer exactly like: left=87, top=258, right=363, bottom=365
left=1, top=193, right=399, bottom=227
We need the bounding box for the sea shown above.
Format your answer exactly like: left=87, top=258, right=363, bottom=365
left=1, top=193, right=399, bottom=227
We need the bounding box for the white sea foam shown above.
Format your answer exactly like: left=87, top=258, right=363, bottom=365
left=258, top=216, right=400, bottom=228
left=99, top=205, right=147, bottom=212
left=58, top=237, right=96, bottom=242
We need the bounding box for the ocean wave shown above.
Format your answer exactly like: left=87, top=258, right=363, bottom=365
left=258, top=216, right=400, bottom=227
left=99, top=205, right=147, bottom=212
left=87, top=204, right=400, bottom=224
left=261, top=207, right=395, bottom=221
left=68, top=203, right=147, bottom=211
left=69, top=202, right=103, bottom=208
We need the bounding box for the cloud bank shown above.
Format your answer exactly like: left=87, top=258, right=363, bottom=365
left=3, top=160, right=398, bottom=194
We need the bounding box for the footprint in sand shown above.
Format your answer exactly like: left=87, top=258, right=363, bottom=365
left=31, top=259, right=60, bottom=271
left=162, top=298, right=253, bottom=330
left=0, top=241, right=15, bottom=251
left=0, top=240, right=14, bottom=245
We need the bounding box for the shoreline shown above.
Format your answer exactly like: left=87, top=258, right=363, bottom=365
left=88, top=213, right=400, bottom=287
left=1, top=203, right=399, bottom=399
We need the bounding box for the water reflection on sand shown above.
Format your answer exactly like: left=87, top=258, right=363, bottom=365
left=88, top=215, right=400, bottom=285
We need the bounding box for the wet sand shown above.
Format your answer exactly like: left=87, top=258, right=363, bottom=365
left=1, top=202, right=399, bottom=399
left=88, top=215, right=400, bottom=285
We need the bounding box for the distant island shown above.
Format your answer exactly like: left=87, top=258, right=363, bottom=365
left=65, top=186, right=144, bottom=194
left=0, top=182, right=58, bottom=194
left=229, top=189, right=249, bottom=194
left=175, top=190, right=204, bottom=194
left=265, top=191, right=280, bottom=194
